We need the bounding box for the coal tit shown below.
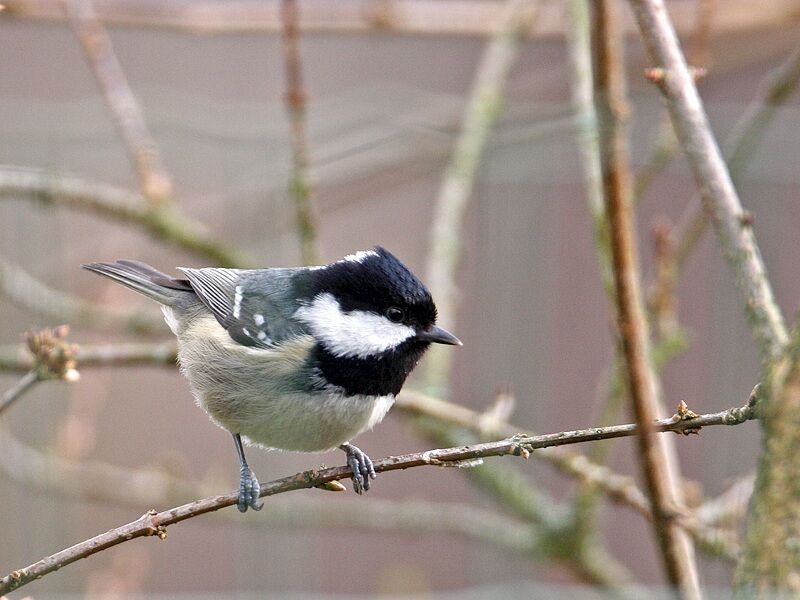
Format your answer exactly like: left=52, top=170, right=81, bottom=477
left=83, top=248, right=460, bottom=512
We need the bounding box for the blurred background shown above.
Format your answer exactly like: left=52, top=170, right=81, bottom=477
left=2, top=0, right=800, bottom=597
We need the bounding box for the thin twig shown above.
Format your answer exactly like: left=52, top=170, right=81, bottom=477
left=0, top=253, right=164, bottom=335
left=0, top=396, right=631, bottom=588
left=0, top=165, right=246, bottom=267
left=424, top=0, right=534, bottom=393
left=0, top=420, right=543, bottom=553
left=628, top=0, right=788, bottom=366
left=725, top=45, right=800, bottom=179
left=63, top=0, right=173, bottom=205
left=281, top=0, right=319, bottom=266
left=694, top=473, right=754, bottom=529
left=671, top=45, right=800, bottom=273
left=0, top=397, right=758, bottom=594
left=0, top=341, right=177, bottom=372
left=566, top=0, right=610, bottom=292
left=0, top=370, right=39, bottom=415
left=597, top=1, right=700, bottom=593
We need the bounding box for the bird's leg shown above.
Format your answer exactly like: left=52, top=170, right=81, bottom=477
left=339, top=442, right=376, bottom=494
left=233, top=433, right=263, bottom=512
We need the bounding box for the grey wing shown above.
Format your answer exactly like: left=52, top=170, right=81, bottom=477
left=178, top=267, right=307, bottom=348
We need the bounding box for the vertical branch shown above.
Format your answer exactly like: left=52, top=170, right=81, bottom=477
left=672, top=45, right=800, bottom=273
left=63, top=0, right=173, bottom=205
left=735, top=330, right=800, bottom=594
left=281, top=0, right=319, bottom=266
left=424, top=0, right=534, bottom=393
left=594, top=1, right=701, bottom=596
left=566, top=0, right=611, bottom=291
left=627, top=0, right=788, bottom=365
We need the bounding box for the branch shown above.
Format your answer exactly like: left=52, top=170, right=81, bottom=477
left=596, top=0, right=700, bottom=593
left=281, top=0, right=319, bottom=266
left=0, top=165, right=247, bottom=267
left=63, top=0, right=173, bottom=205
left=424, top=0, right=535, bottom=393
left=0, top=326, right=84, bottom=416
left=565, top=0, right=610, bottom=292
left=628, top=0, right=788, bottom=365
left=0, top=419, right=542, bottom=554
left=735, top=327, right=800, bottom=592
left=0, top=341, right=176, bottom=372
left=0, top=397, right=758, bottom=593
left=0, top=401, right=632, bottom=588
left=669, top=44, right=800, bottom=274
left=0, top=370, right=39, bottom=415
left=0, top=253, right=164, bottom=334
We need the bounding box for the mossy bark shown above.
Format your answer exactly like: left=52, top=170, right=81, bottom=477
left=736, top=341, right=800, bottom=595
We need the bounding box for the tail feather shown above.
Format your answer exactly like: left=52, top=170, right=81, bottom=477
left=82, top=261, right=194, bottom=307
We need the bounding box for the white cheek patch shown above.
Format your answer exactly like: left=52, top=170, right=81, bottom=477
left=294, top=293, right=415, bottom=358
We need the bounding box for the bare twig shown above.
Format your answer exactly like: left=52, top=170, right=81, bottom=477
left=604, top=168, right=702, bottom=595
left=597, top=1, right=700, bottom=593
left=671, top=45, right=800, bottom=274
left=63, top=0, right=173, bottom=205
left=566, top=0, right=610, bottom=291
left=0, top=253, right=164, bottom=334
left=0, top=341, right=176, bottom=372
left=0, top=397, right=758, bottom=594
left=0, top=420, right=543, bottom=553
left=725, top=45, right=800, bottom=179
left=695, top=473, right=754, bottom=529
left=0, top=370, right=39, bottom=415
left=281, top=0, right=319, bottom=266
left=424, top=0, right=534, bottom=393
left=628, top=0, right=788, bottom=365
left=401, top=388, right=748, bottom=564
left=0, top=165, right=246, bottom=267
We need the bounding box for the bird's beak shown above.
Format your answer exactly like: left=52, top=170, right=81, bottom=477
left=417, top=325, right=462, bottom=346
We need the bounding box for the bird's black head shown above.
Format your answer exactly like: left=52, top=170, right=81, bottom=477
left=295, top=247, right=461, bottom=396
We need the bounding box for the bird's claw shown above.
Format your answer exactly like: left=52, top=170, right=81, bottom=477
left=340, top=443, right=376, bottom=494
left=237, top=465, right=263, bottom=512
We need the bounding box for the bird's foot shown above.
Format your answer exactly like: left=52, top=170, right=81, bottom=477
left=339, top=442, right=376, bottom=495
left=237, top=465, right=263, bottom=512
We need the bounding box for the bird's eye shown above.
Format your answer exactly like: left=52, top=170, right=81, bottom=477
left=386, top=307, right=404, bottom=323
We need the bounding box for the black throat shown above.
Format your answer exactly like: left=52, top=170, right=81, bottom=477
left=312, top=338, right=430, bottom=397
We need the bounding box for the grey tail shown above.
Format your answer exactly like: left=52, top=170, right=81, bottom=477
left=82, top=260, right=195, bottom=307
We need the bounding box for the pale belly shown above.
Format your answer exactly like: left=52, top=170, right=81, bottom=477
left=174, top=313, right=395, bottom=452
left=226, top=391, right=395, bottom=452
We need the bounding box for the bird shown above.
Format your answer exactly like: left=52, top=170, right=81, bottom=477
left=82, top=247, right=461, bottom=512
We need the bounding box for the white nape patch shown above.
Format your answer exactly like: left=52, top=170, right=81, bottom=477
left=253, top=313, right=265, bottom=326
left=232, top=285, right=243, bottom=319
left=341, top=249, right=378, bottom=264
left=294, top=293, right=415, bottom=358
left=161, top=306, right=180, bottom=334
left=306, top=249, right=378, bottom=272
left=257, top=330, right=268, bottom=341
